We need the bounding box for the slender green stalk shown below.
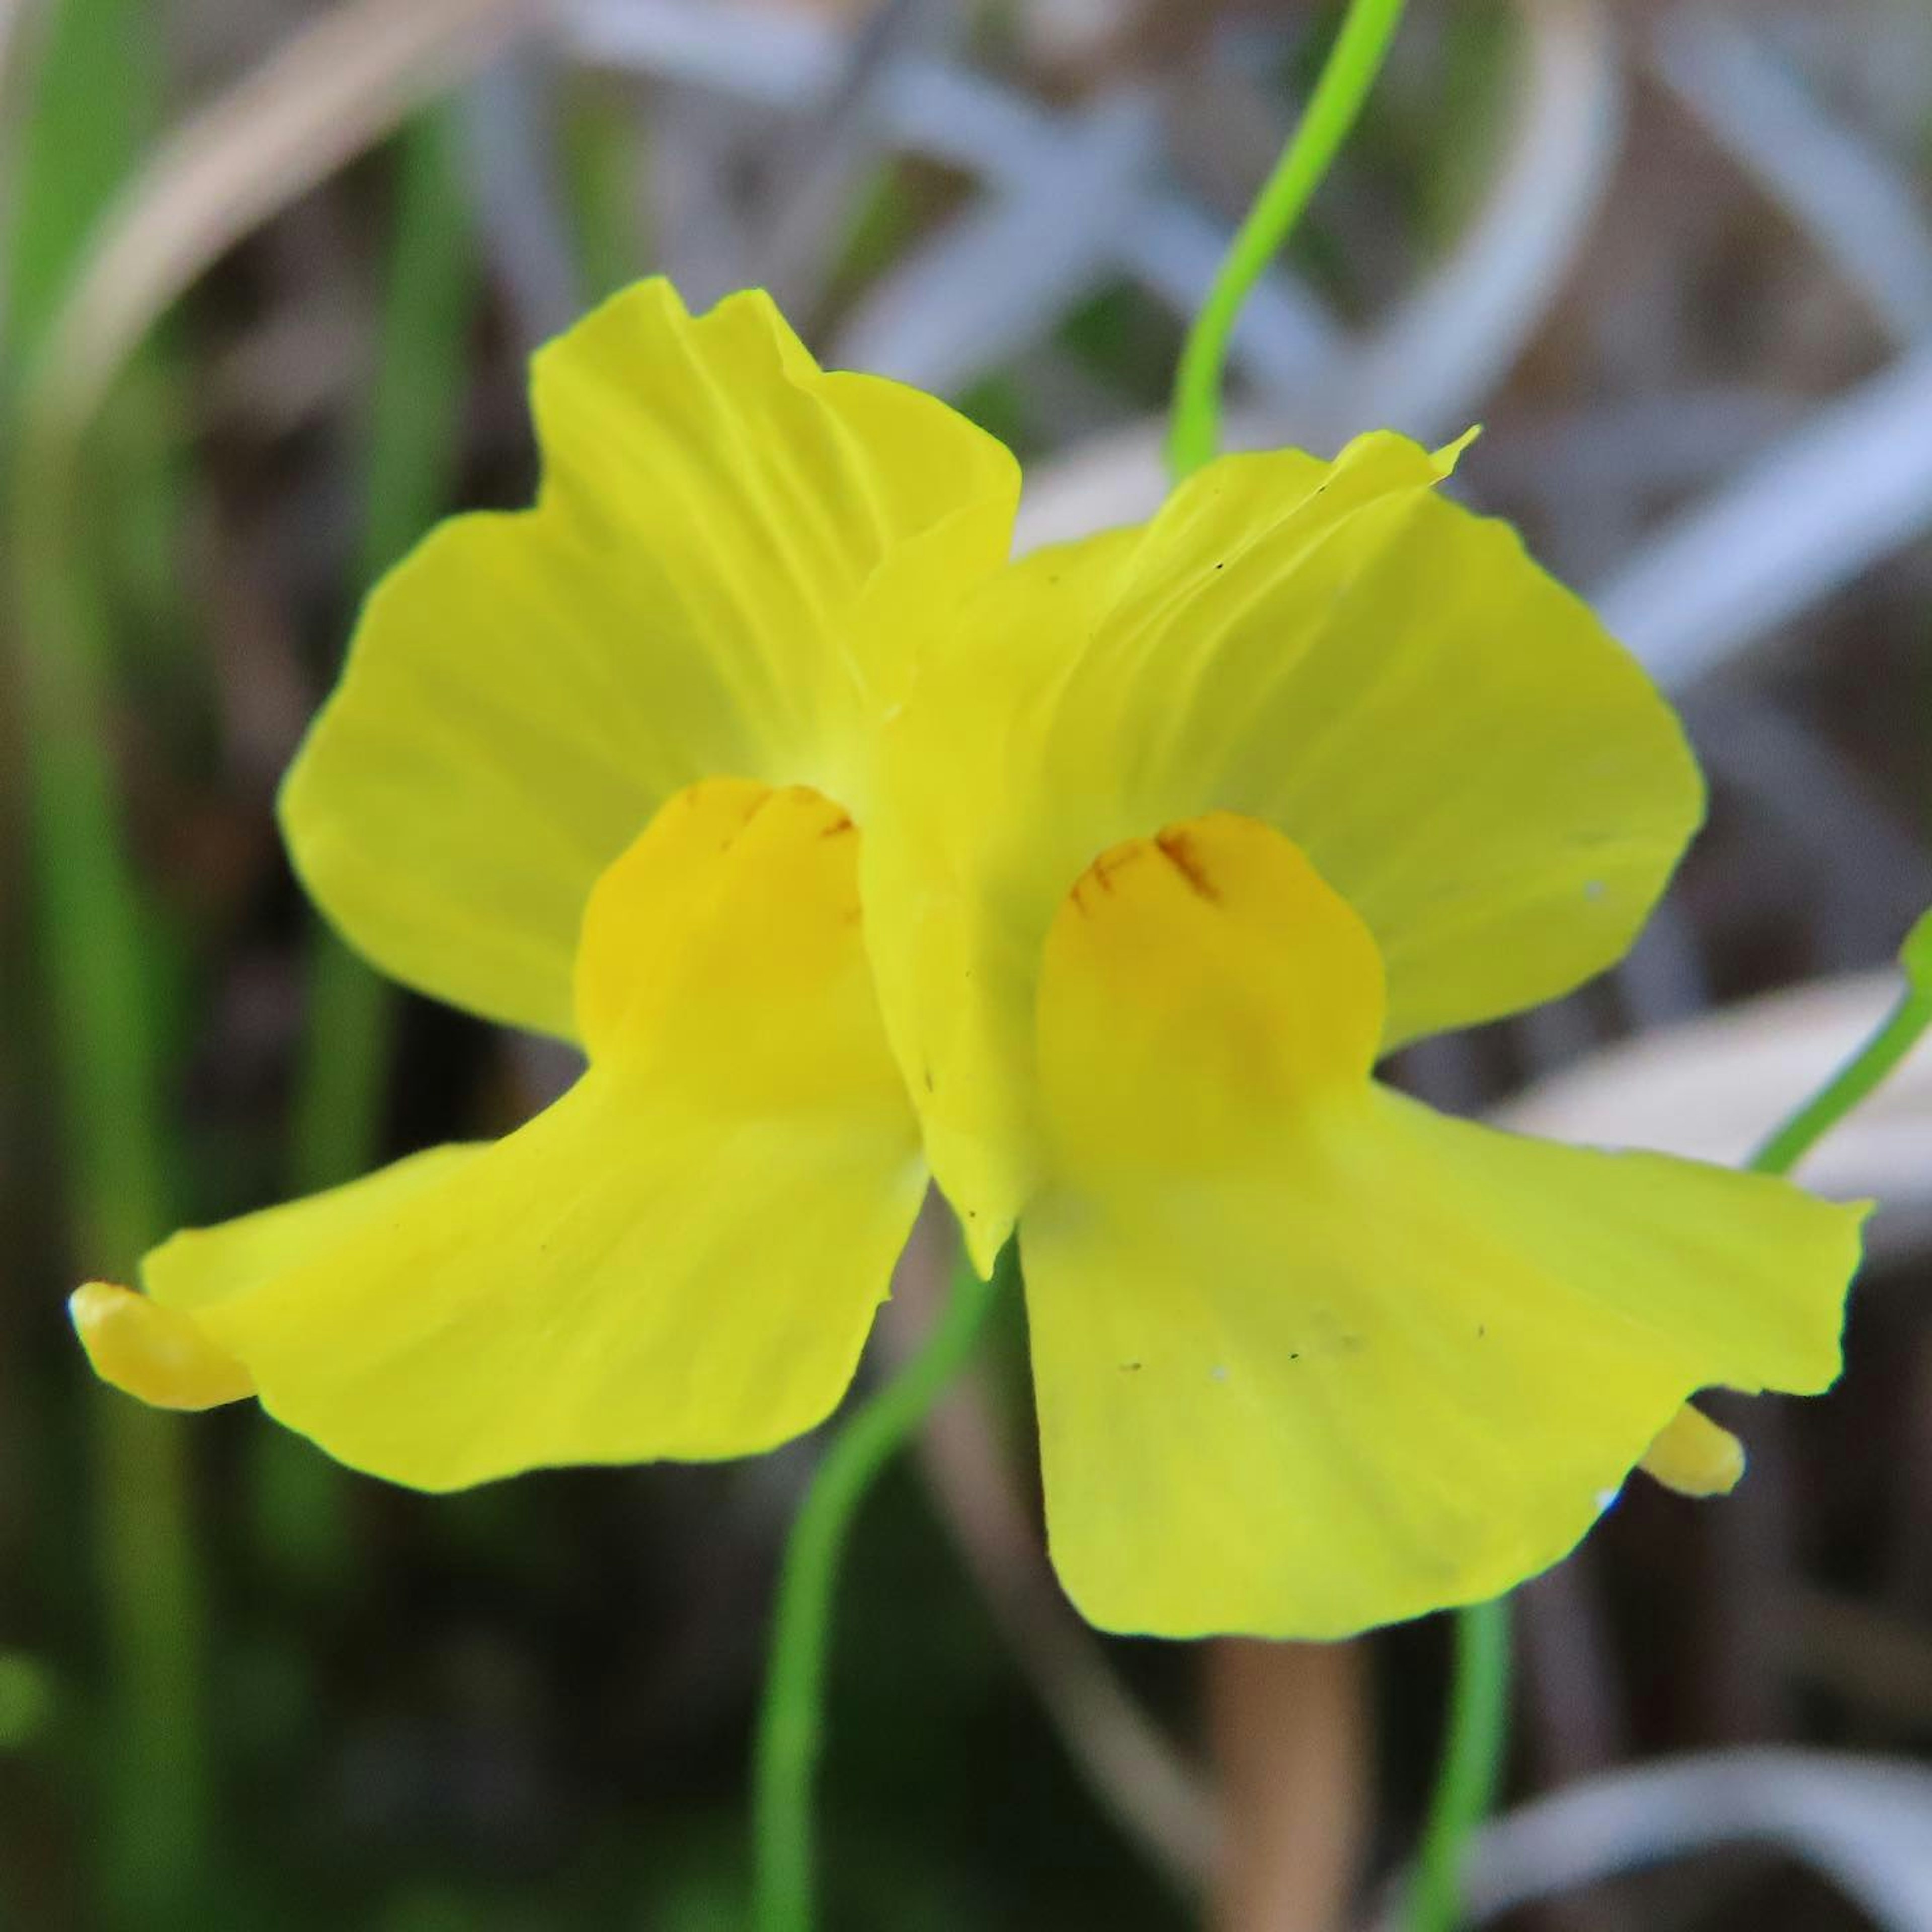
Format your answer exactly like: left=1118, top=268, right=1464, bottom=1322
left=1405, top=1596, right=1512, bottom=1932
left=1748, top=908, right=1932, bottom=1178
left=752, top=1241, right=1013, bottom=1932
left=1166, top=0, right=1410, bottom=482
left=289, top=113, right=473, bottom=1196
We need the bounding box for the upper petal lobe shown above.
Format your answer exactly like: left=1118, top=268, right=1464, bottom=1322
left=864, top=432, right=1701, bottom=1244
left=285, top=279, right=1018, bottom=1039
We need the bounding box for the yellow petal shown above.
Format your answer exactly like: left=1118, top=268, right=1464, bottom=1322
left=1021, top=810, right=1863, bottom=1639
left=70, top=1283, right=255, bottom=1411
left=866, top=430, right=1700, bottom=1248
left=98, top=784, right=926, bottom=1489
left=73, top=1145, right=484, bottom=1408
left=284, top=278, right=1017, bottom=1039
left=1639, top=1403, right=1745, bottom=1498
left=144, top=1143, right=485, bottom=1313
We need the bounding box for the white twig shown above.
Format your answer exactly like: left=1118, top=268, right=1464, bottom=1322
left=460, top=52, right=584, bottom=349
left=1591, top=342, right=1932, bottom=689
left=1498, top=966, right=1932, bottom=1257
left=1338, top=0, right=1622, bottom=446
left=1012, top=0, right=1625, bottom=538
left=1653, top=6, right=1932, bottom=345
left=566, top=0, right=1338, bottom=404
left=1382, top=1750, right=1932, bottom=1930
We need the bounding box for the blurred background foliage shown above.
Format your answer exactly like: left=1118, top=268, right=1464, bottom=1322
left=5, top=1, right=1932, bottom=1927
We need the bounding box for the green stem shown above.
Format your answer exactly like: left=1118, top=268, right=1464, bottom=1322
left=751, top=1240, right=1013, bottom=1932
left=1747, top=928, right=1932, bottom=1177
left=1406, top=1595, right=1512, bottom=1932
left=1166, top=0, right=1410, bottom=482
left=289, top=112, right=472, bottom=1197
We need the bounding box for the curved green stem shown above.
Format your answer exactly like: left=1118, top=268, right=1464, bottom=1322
left=1748, top=908, right=1932, bottom=1177
left=1406, top=1595, right=1512, bottom=1932
left=1166, top=0, right=1410, bottom=482
left=751, top=1239, right=1013, bottom=1932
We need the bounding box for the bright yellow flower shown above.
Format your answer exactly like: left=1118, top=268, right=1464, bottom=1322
left=71, top=280, right=1864, bottom=1639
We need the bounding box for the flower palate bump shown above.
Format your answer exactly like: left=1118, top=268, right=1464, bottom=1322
left=72, top=280, right=1864, bottom=1639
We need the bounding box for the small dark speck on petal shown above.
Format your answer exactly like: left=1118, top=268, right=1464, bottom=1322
left=1121, top=1361, right=1142, bottom=1373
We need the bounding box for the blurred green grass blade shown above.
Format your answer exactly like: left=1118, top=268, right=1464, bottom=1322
left=289, top=110, right=475, bottom=1200
left=357, top=114, right=477, bottom=590
left=6, top=0, right=199, bottom=692
left=2, top=0, right=150, bottom=371
left=564, top=78, right=641, bottom=308
left=5, top=1, right=215, bottom=1918
left=0, top=1650, right=56, bottom=1751
left=11, top=327, right=213, bottom=1932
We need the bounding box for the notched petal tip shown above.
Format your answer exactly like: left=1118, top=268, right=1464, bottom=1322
left=69, top=1282, right=255, bottom=1412
left=1639, top=1401, right=1746, bottom=1498
left=958, top=1204, right=1012, bottom=1281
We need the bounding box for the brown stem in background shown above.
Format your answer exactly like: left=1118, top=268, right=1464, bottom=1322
left=1209, top=1637, right=1373, bottom=1932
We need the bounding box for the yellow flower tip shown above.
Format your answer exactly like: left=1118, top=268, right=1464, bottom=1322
left=68, top=1282, right=255, bottom=1412
left=957, top=1205, right=1011, bottom=1282
left=1639, top=1401, right=1746, bottom=1499
left=1431, top=423, right=1483, bottom=474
